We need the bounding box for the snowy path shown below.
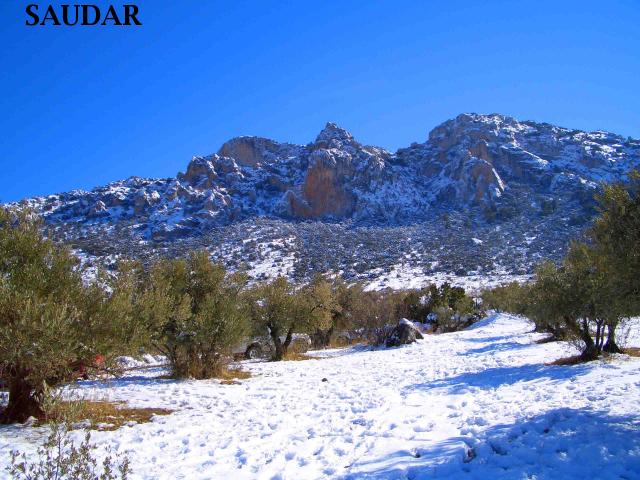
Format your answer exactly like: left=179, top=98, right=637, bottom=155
left=2, top=314, right=640, bottom=479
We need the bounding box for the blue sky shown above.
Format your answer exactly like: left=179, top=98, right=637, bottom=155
left=1, top=0, right=639, bottom=202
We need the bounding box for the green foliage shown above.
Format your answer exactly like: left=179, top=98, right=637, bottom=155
left=481, top=282, right=529, bottom=314
left=248, top=276, right=321, bottom=360
left=305, top=275, right=344, bottom=348
left=0, top=210, right=138, bottom=423
left=590, top=170, right=640, bottom=315
left=327, top=282, right=387, bottom=344
left=483, top=170, right=640, bottom=360
left=302, top=274, right=340, bottom=333
left=8, top=422, right=130, bottom=480
left=525, top=260, right=577, bottom=340
left=136, top=251, right=249, bottom=378
left=365, top=290, right=407, bottom=335
left=525, top=245, right=621, bottom=358
left=401, top=282, right=476, bottom=328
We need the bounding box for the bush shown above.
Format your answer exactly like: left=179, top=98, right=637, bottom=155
left=401, top=283, right=478, bottom=332
left=8, top=422, right=130, bottom=480
left=481, top=282, right=529, bottom=314
left=358, top=290, right=407, bottom=345
left=136, top=252, right=249, bottom=378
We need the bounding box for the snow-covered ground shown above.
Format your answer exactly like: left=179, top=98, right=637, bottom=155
left=2, top=314, right=640, bottom=479
left=363, top=265, right=532, bottom=295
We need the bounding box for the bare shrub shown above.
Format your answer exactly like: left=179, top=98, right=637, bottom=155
left=8, top=422, right=130, bottom=480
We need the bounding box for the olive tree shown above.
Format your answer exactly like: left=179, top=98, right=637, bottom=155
left=524, top=171, right=640, bottom=359
left=136, top=252, right=249, bottom=378
left=588, top=170, right=640, bottom=349
left=526, top=244, right=623, bottom=360
left=248, top=276, right=335, bottom=360
left=306, top=275, right=343, bottom=349
left=0, top=210, right=137, bottom=423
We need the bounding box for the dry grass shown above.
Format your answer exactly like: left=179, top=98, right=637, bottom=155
left=548, top=348, right=640, bottom=366
left=535, top=335, right=558, bottom=344
left=327, top=337, right=352, bottom=349
left=218, top=367, right=252, bottom=385
left=547, top=354, right=590, bottom=366
left=282, top=351, right=315, bottom=361
left=43, top=399, right=173, bottom=431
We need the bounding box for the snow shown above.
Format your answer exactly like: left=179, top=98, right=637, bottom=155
left=364, top=266, right=531, bottom=294
left=244, top=237, right=297, bottom=280
left=2, top=314, right=640, bottom=479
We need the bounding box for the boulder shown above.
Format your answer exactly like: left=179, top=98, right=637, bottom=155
left=386, top=318, right=424, bottom=347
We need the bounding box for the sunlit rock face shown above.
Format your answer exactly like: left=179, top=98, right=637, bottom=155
left=11, top=113, right=640, bottom=280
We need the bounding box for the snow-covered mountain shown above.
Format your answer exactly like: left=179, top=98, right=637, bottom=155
left=12, top=113, right=640, bottom=284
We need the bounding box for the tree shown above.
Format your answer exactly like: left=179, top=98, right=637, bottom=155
left=525, top=261, right=571, bottom=340
left=249, top=277, right=307, bottom=361
left=526, top=244, right=624, bottom=360
left=0, top=210, right=135, bottom=423
left=525, top=170, right=640, bottom=359
left=561, top=243, right=611, bottom=359
left=307, top=275, right=345, bottom=349
left=137, top=252, right=249, bottom=378
left=590, top=170, right=640, bottom=320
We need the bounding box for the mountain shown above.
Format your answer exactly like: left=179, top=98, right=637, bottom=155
left=12, top=113, right=640, bottom=287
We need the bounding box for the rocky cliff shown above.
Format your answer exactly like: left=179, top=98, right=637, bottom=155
left=12, top=113, right=640, bottom=284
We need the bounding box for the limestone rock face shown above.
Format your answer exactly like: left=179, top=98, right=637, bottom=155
left=178, top=156, right=217, bottom=186
left=11, top=113, right=640, bottom=277
left=218, top=136, right=304, bottom=168
left=301, top=150, right=354, bottom=218
left=218, top=137, right=274, bottom=167
left=133, top=114, right=639, bottom=226
left=313, top=122, right=357, bottom=149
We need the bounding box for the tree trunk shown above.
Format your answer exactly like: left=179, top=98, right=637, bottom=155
left=1, top=378, right=45, bottom=424
left=281, top=327, right=294, bottom=357
left=580, top=318, right=598, bottom=361
left=268, top=323, right=284, bottom=361
left=311, top=326, right=334, bottom=349
left=580, top=342, right=599, bottom=361
left=604, top=323, right=622, bottom=353
left=595, top=321, right=603, bottom=355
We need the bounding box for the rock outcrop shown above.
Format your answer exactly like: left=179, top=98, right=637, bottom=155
left=386, top=319, right=424, bottom=347
left=9, top=113, right=640, bottom=280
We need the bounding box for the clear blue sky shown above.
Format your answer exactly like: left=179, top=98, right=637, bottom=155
left=1, top=0, right=639, bottom=202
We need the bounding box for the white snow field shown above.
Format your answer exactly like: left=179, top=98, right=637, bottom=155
left=2, top=314, right=640, bottom=479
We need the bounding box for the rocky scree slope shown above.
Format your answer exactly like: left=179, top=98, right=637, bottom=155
left=12, top=113, right=640, bottom=283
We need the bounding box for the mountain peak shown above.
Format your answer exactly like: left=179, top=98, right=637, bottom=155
left=314, top=122, right=357, bottom=148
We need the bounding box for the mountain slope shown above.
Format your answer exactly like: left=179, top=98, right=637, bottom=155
left=12, top=113, right=640, bottom=284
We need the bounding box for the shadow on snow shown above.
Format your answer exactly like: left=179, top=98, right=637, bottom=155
left=343, top=408, right=640, bottom=480
left=403, top=363, right=592, bottom=395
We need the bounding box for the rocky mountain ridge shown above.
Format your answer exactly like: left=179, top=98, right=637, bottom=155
left=12, top=113, right=640, bottom=286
